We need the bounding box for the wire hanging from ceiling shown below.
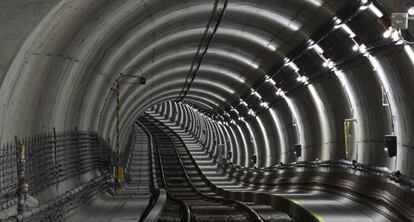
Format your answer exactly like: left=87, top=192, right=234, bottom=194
left=177, top=0, right=228, bottom=102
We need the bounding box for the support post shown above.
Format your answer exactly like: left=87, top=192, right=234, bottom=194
left=16, top=137, right=28, bottom=213
left=115, top=80, right=124, bottom=191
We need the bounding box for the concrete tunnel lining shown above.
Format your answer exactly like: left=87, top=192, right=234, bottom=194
left=1, top=2, right=414, bottom=218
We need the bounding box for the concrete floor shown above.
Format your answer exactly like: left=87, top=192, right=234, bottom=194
left=60, top=193, right=150, bottom=222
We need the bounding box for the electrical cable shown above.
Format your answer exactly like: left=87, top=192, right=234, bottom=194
left=398, top=29, right=414, bottom=45
left=177, top=0, right=228, bottom=101
left=177, top=0, right=219, bottom=101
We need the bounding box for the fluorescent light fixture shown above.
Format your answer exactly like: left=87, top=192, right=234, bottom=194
left=296, top=75, right=309, bottom=83
left=352, top=44, right=359, bottom=51
left=307, top=39, right=315, bottom=48
left=265, top=76, right=276, bottom=85
left=322, top=59, right=335, bottom=69
left=240, top=100, right=248, bottom=107
left=392, top=31, right=400, bottom=41
left=238, top=117, right=245, bottom=121
left=313, top=44, right=324, bottom=54
left=260, top=102, right=269, bottom=108
left=287, top=61, right=300, bottom=72
left=383, top=28, right=393, bottom=39
left=359, top=44, right=367, bottom=53
left=251, top=91, right=262, bottom=99
left=333, top=16, right=343, bottom=28
left=276, top=88, right=285, bottom=96
left=267, top=78, right=276, bottom=86
left=248, top=109, right=256, bottom=116
left=230, top=120, right=236, bottom=124
left=408, top=7, right=414, bottom=16
left=368, top=3, right=384, bottom=18
left=341, top=24, right=356, bottom=38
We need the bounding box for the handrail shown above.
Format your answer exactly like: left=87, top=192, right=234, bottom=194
left=139, top=118, right=191, bottom=222
left=143, top=114, right=264, bottom=222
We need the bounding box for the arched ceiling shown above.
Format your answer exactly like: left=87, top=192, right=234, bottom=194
left=0, top=0, right=412, bottom=154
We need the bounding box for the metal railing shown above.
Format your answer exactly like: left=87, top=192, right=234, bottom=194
left=0, top=129, right=112, bottom=215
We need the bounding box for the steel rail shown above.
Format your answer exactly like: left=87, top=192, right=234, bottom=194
left=139, top=118, right=191, bottom=222
left=143, top=115, right=264, bottom=222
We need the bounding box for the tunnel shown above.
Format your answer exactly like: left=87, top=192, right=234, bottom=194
left=0, top=0, right=414, bottom=221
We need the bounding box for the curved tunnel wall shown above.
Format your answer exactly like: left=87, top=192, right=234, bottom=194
left=0, top=0, right=413, bottom=180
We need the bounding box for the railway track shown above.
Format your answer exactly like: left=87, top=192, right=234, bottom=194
left=140, top=115, right=294, bottom=222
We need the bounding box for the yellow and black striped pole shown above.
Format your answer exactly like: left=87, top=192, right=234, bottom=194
left=115, top=80, right=124, bottom=191
left=116, top=79, right=120, bottom=168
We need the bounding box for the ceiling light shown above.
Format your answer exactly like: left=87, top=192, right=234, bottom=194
left=276, top=88, right=285, bottom=96
left=265, top=76, right=276, bottom=86
left=240, top=100, right=248, bottom=107
left=296, top=75, right=309, bottom=83
left=396, top=40, right=404, bottom=45
left=341, top=24, right=356, bottom=38
left=359, top=44, right=367, bottom=53
left=391, top=30, right=400, bottom=41
left=408, top=7, right=414, bottom=16
left=322, top=59, right=335, bottom=69
left=248, top=109, right=256, bottom=116
left=260, top=102, right=269, bottom=108
left=352, top=44, right=359, bottom=51
left=383, top=28, right=393, bottom=39
left=313, top=44, right=324, bottom=54
left=368, top=3, right=384, bottom=18
left=307, top=39, right=315, bottom=48
left=333, top=16, right=343, bottom=28
left=287, top=62, right=299, bottom=72
left=251, top=90, right=262, bottom=99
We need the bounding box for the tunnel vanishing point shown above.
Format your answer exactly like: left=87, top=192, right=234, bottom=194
left=0, top=0, right=414, bottom=221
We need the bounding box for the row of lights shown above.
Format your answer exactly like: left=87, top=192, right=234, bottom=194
left=192, top=0, right=405, bottom=130
left=222, top=0, right=393, bottom=125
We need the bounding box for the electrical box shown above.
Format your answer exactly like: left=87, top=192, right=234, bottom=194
left=251, top=155, right=257, bottom=165
left=227, top=151, right=232, bottom=160
left=392, top=13, right=408, bottom=29
left=385, top=135, right=397, bottom=157
left=294, top=144, right=301, bottom=158
left=140, top=77, right=146, bottom=85
left=344, top=119, right=357, bottom=159
left=217, top=144, right=225, bottom=163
